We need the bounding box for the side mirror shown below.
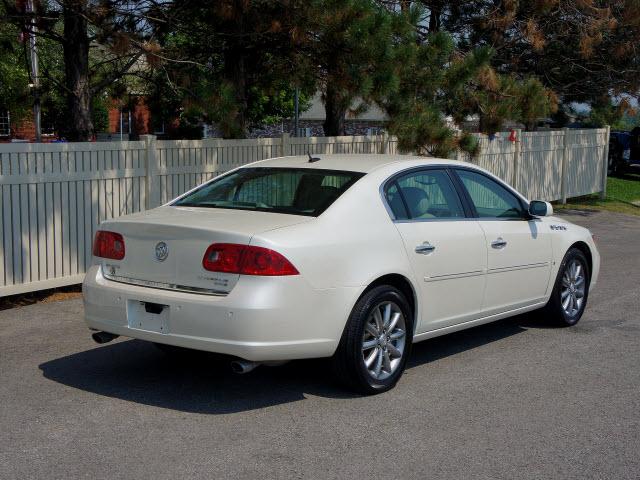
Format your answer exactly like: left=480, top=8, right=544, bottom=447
left=528, top=200, right=553, bottom=217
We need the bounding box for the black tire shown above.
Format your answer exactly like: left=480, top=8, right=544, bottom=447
left=332, top=285, right=413, bottom=394
left=544, top=247, right=590, bottom=327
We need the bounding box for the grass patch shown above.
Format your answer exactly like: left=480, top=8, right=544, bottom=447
left=553, top=171, right=640, bottom=216
left=606, top=172, right=640, bottom=203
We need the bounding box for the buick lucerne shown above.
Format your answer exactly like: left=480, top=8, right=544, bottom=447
left=83, top=154, right=599, bottom=394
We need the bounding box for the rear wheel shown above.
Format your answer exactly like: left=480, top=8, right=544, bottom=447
left=332, top=285, right=413, bottom=394
left=544, top=248, right=590, bottom=326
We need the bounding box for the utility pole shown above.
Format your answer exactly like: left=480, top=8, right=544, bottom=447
left=26, top=0, right=41, bottom=142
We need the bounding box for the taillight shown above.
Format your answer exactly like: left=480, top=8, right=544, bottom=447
left=202, top=243, right=299, bottom=276
left=93, top=230, right=125, bottom=260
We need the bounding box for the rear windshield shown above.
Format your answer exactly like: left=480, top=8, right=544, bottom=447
left=173, top=167, right=365, bottom=216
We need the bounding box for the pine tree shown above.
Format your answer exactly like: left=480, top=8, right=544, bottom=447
left=303, top=0, right=409, bottom=136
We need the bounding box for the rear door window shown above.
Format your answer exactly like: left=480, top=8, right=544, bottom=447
left=386, top=169, right=465, bottom=220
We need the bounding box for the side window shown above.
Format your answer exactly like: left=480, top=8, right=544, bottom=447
left=456, top=169, right=525, bottom=219
left=385, top=182, right=409, bottom=220
left=386, top=169, right=464, bottom=220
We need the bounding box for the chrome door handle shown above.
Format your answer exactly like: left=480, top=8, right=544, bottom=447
left=415, top=242, right=436, bottom=254
left=491, top=237, right=507, bottom=249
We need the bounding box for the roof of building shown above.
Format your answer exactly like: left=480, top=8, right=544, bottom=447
left=299, top=93, right=388, bottom=122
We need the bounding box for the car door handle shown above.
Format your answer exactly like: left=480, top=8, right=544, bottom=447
left=415, top=242, right=436, bottom=254
left=491, top=237, right=507, bottom=249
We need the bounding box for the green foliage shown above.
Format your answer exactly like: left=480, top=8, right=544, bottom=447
left=382, top=23, right=556, bottom=157
left=91, top=96, right=109, bottom=133
left=149, top=1, right=316, bottom=138
left=248, top=84, right=311, bottom=126
left=517, top=77, right=559, bottom=130
left=300, top=0, right=422, bottom=135
left=585, top=98, right=637, bottom=130
left=457, top=132, right=480, bottom=156
left=0, top=6, right=30, bottom=120
left=437, top=0, right=640, bottom=114
left=384, top=30, right=494, bottom=156
left=612, top=111, right=640, bottom=132
left=0, top=0, right=610, bottom=149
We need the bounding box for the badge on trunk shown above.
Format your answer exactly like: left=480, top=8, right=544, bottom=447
left=155, top=242, right=169, bottom=261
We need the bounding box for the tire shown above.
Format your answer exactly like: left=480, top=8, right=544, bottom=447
left=544, top=248, right=590, bottom=327
left=332, top=285, right=413, bottom=394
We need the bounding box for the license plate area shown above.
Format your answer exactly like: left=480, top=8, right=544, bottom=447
left=127, top=300, right=169, bottom=334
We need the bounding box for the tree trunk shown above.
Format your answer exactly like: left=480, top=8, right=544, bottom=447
left=323, top=83, right=347, bottom=136
left=220, top=1, right=248, bottom=139
left=428, top=4, right=442, bottom=32
left=223, top=50, right=248, bottom=138
left=63, top=0, right=93, bottom=141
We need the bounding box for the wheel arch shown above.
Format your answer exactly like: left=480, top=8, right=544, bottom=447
left=360, top=273, right=418, bottom=332
left=569, top=241, right=593, bottom=276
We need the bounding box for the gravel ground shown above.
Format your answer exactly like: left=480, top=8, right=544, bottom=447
left=1, top=210, right=639, bottom=479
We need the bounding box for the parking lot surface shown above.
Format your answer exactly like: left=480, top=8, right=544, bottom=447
left=1, top=210, right=639, bottom=479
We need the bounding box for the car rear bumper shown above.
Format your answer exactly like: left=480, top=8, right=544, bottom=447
left=83, top=265, right=361, bottom=361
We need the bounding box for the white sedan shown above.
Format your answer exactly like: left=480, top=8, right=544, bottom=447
left=83, top=154, right=599, bottom=394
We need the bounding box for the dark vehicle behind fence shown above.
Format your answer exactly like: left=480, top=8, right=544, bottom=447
left=609, top=127, right=640, bottom=175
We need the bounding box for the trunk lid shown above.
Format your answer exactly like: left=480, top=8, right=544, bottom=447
left=99, top=206, right=311, bottom=294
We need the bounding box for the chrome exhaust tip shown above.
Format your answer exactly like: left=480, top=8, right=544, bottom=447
left=91, top=331, right=119, bottom=344
left=230, top=360, right=261, bottom=374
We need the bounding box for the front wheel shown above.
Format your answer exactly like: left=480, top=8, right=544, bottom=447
left=544, top=248, right=590, bottom=326
left=332, top=285, right=413, bottom=394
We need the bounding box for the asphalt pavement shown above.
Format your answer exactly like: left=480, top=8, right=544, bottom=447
left=1, top=209, right=639, bottom=479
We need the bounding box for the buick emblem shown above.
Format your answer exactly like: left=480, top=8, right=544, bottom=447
left=155, top=242, right=169, bottom=262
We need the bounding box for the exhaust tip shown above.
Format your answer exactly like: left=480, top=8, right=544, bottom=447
left=91, top=331, right=119, bottom=344
left=230, top=360, right=260, bottom=374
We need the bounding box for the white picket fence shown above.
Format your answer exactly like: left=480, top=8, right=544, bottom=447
left=0, top=129, right=608, bottom=296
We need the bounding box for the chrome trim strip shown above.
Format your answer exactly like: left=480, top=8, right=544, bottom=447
left=103, top=271, right=228, bottom=296
left=423, top=261, right=549, bottom=282
left=424, top=270, right=485, bottom=282
left=487, top=262, right=550, bottom=274
left=394, top=217, right=476, bottom=224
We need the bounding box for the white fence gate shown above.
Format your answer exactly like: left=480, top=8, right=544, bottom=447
left=0, top=129, right=608, bottom=296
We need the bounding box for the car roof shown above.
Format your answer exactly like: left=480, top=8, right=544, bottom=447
left=249, top=154, right=468, bottom=174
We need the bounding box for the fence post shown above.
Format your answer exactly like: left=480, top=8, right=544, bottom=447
left=141, top=134, right=160, bottom=209
left=600, top=125, right=611, bottom=200
left=512, top=129, right=522, bottom=189
left=281, top=132, right=290, bottom=157
left=380, top=132, right=388, bottom=154
left=560, top=128, right=570, bottom=204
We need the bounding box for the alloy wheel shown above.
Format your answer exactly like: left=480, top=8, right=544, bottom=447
left=560, top=259, right=586, bottom=317
left=361, top=301, right=407, bottom=380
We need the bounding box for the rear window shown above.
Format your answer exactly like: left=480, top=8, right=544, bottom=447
left=173, top=167, right=365, bottom=216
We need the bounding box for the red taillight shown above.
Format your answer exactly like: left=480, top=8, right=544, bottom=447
left=202, top=243, right=299, bottom=276
left=93, top=230, right=125, bottom=260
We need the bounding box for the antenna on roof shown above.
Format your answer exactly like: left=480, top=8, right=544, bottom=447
left=308, top=153, right=321, bottom=163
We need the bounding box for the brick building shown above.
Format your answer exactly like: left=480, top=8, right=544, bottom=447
left=0, top=108, right=57, bottom=142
